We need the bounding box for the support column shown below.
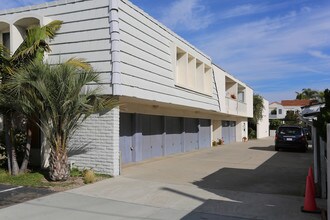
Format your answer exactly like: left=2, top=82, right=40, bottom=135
left=326, top=124, right=330, bottom=220
left=319, top=137, right=327, bottom=198
left=312, top=126, right=318, bottom=184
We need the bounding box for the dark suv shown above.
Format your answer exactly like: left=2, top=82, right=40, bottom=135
left=275, top=125, right=308, bottom=152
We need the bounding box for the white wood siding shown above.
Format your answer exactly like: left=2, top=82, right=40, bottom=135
left=0, top=0, right=112, bottom=86
left=47, top=0, right=111, bottom=84
left=119, top=0, right=219, bottom=112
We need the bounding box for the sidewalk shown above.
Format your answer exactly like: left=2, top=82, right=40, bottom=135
left=0, top=138, right=326, bottom=219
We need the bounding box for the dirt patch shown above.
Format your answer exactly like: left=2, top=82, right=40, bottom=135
left=42, top=176, right=109, bottom=192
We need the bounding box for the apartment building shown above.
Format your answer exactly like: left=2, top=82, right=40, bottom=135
left=0, top=0, right=253, bottom=176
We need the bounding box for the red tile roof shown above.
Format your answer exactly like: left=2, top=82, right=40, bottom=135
left=281, top=99, right=311, bottom=107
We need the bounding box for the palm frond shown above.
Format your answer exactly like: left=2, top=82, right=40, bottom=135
left=12, top=20, right=63, bottom=68
left=3, top=61, right=118, bottom=153
left=65, top=58, right=93, bottom=71
left=0, top=44, right=14, bottom=77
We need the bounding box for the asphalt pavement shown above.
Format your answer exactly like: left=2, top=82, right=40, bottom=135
left=0, top=184, right=54, bottom=208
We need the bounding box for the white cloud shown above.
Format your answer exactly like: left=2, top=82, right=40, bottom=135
left=197, top=6, right=330, bottom=87
left=308, top=50, right=330, bottom=59
left=159, top=0, right=214, bottom=31
left=221, top=4, right=265, bottom=19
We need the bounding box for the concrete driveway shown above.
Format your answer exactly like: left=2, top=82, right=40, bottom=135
left=0, top=137, right=325, bottom=219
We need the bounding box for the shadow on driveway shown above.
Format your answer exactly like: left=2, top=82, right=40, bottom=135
left=179, top=145, right=318, bottom=219
left=193, top=145, right=312, bottom=196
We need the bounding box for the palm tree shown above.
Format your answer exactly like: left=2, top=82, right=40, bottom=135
left=4, top=61, right=118, bottom=181
left=296, top=88, right=322, bottom=102
left=0, top=20, right=62, bottom=175
left=252, top=94, right=264, bottom=124
left=248, top=94, right=264, bottom=139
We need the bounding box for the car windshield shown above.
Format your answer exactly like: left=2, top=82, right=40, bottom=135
left=278, top=127, right=301, bottom=136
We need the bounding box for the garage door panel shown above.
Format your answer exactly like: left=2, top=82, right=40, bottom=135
left=165, top=117, right=182, bottom=155
left=119, top=113, right=134, bottom=164
left=222, top=121, right=230, bottom=144
left=222, top=120, right=236, bottom=144
left=199, top=119, right=211, bottom=149
left=150, top=115, right=163, bottom=158
left=230, top=121, right=236, bottom=143
left=141, top=114, right=163, bottom=160
left=184, top=118, right=199, bottom=152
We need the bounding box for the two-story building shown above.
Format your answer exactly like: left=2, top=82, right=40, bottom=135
left=0, top=0, right=253, bottom=176
left=269, top=99, right=311, bottom=120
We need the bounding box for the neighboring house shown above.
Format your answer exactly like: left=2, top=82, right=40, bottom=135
left=0, top=0, right=253, bottom=176
left=300, top=103, right=325, bottom=125
left=269, top=99, right=311, bottom=120
left=257, top=98, right=269, bottom=139
left=269, top=102, right=285, bottom=119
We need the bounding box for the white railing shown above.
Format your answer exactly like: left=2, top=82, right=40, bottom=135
left=237, top=101, right=247, bottom=116
left=225, top=97, right=247, bottom=116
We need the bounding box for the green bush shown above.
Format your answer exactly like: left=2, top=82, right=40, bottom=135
left=269, top=119, right=282, bottom=130
left=248, top=128, right=256, bottom=139
left=70, top=167, right=82, bottom=177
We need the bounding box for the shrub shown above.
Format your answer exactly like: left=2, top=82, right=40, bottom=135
left=83, top=169, right=96, bottom=184
left=248, top=128, right=256, bottom=139
left=269, top=119, right=282, bottom=130
left=0, top=145, right=6, bottom=167
left=70, top=167, right=82, bottom=177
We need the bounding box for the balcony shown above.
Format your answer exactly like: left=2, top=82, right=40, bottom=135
left=225, top=97, right=247, bottom=116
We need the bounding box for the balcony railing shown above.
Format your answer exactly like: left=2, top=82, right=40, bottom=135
left=225, top=97, right=247, bottom=116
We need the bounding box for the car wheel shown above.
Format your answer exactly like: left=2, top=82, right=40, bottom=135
left=301, top=145, right=307, bottom=153
left=304, top=145, right=308, bottom=153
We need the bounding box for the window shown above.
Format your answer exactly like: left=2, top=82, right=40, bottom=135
left=278, top=109, right=282, bottom=115
left=2, top=33, right=10, bottom=49
left=175, top=47, right=212, bottom=95
left=271, top=109, right=277, bottom=115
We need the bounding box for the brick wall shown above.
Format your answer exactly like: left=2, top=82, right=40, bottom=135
left=68, top=106, right=120, bottom=176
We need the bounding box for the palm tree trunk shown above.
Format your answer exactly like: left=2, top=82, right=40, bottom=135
left=10, top=126, right=19, bottom=176
left=4, top=113, right=19, bottom=175
left=19, top=126, right=32, bottom=173
left=49, top=148, right=69, bottom=181
left=4, top=115, right=12, bottom=175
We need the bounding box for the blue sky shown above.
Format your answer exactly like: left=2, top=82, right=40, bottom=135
left=2, top=0, right=330, bottom=102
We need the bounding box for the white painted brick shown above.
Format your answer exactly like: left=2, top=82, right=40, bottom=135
left=68, top=106, right=120, bottom=176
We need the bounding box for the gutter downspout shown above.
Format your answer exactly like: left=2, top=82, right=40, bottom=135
left=109, top=0, right=121, bottom=95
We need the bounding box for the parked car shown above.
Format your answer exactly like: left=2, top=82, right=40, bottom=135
left=275, top=125, right=308, bottom=152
